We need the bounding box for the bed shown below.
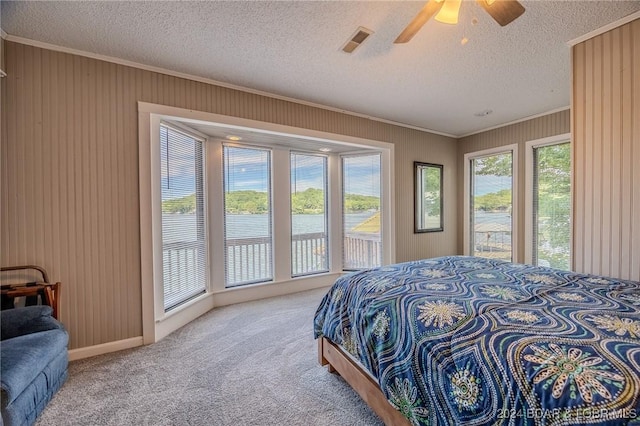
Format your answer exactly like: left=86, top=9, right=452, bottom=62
left=314, top=256, right=640, bottom=425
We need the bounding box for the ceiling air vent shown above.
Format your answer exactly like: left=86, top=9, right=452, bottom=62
left=342, top=27, right=374, bottom=53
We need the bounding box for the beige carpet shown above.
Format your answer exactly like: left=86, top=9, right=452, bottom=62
left=36, top=288, right=384, bottom=425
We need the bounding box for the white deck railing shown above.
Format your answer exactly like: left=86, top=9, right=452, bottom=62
left=162, top=240, right=205, bottom=309
left=343, top=232, right=382, bottom=270
left=162, top=232, right=382, bottom=296
left=225, top=236, right=272, bottom=286
left=292, top=232, right=328, bottom=276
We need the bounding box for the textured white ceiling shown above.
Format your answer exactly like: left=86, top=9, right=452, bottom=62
left=2, top=1, right=639, bottom=136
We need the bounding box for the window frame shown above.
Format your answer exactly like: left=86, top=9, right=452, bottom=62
left=222, top=144, right=274, bottom=287
left=341, top=152, right=383, bottom=271
left=524, top=133, right=572, bottom=267
left=159, top=122, right=209, bottom=311
left=139, top=102, right=395, bottom=344
left=463, top=144, right=518, bottom=262
left=290, top=151, right=330, bottom=277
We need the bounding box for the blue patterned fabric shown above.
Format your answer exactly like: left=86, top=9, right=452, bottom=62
left=314, top=256, right=640, bottom=425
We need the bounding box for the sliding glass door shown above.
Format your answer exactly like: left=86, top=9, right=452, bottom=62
left=532, top=142, right=571, bottom=269
left=469, top=151, right=514, bottom=261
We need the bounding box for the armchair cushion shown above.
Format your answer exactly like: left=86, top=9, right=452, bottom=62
left=0, top=306, right=63, bottom=341
left=1, top=306, right=68, bottom=426
left=1, top=329, right=68, bottom=406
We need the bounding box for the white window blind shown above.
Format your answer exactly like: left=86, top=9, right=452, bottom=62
left=470, top=152, right=513, bottom=261
left=160, top=125, right=207, bottom=311
left=342, top=153, right=382, bottom=270
left=291, top=153, right=328, bottom=276
left=223, top=146, right=273, bottom=286
left=533, top=142, right=571, bottom=269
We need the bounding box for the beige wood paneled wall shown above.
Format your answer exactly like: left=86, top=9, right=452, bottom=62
left=572, top=19, right=640, bottom=281
left=457, top=110, right=570, bottom=262
left=1, top=41, right=458, bottom=349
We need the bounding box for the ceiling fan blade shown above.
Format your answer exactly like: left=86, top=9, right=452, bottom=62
left=394, top=0, right=445, bottom=44
left=476, top=0, right=525, bottom=27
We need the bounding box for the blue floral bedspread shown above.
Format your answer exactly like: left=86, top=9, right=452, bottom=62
left=314, top=256, right=640, bottom=425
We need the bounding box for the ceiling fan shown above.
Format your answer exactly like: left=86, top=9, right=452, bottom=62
left=395, top=0, right=525, bottom=44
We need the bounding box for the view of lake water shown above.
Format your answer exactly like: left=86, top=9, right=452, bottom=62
left=163, top=211, right=513, bottom=244
left=160, top=209, right=515, bottom=301
left=162, top=212, right=378, bottom=243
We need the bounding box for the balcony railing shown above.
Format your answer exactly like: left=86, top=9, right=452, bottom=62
left=292, top=232, right=328, bottom=276
left=162, top=240, right=205, bottom=310
left=162, top=232, right=383, bottom=296
left=343, top=232, right=382, bottom=269
left=225, top=236, right=272, bottom=286
left=473, top=230, right=512, bottom=261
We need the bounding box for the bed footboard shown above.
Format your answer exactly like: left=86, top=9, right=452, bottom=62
left=318, top=336, right=411, bottom=426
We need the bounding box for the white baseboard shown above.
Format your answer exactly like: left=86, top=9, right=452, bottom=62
left=68, top=336, right=143, bottom=361
left=153, top=293, right=216, bottom=343
left=211, top=273, right=338, bottom=308
left=69, top=276, right=335, bottom=360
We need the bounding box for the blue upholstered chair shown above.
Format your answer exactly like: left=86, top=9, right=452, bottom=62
left=1, top=305, right=68, bottom=426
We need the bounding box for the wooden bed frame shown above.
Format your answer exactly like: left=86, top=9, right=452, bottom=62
left=318, top=336, right=411, bottom=426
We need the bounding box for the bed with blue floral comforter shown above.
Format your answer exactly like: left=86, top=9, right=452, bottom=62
left=314, top=256, right=640, bottom=425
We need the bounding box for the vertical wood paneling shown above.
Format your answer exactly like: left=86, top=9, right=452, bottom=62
left=592, top=37, right=603, bottom=274
left=584, top=39, right=594, bottom=274
left=573, top=40, right=585, bottom=274
left=633, top=19, right=640, bottom=280
left=457, top=110, right=571, bottom=261
left=610, top=29, right=622, bottom=275
left=1, top=41, right=458, bottom=349
left=573, top=19, right=640, bottom=281
left=394, top=131, right=458, bottom=263
left=601, top=31, right=612, bottom=277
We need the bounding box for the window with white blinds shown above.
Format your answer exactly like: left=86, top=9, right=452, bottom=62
left=469, top=151, right=514, bottom=262
left=291, top=153, right=328, bottom=276
left=223, top=146, right=273, bottom=286
left=342, top=153, right=382, bottom=270
left=160, top=125, right=207, bottom=311
left=532, top=142, right=571, bottom=269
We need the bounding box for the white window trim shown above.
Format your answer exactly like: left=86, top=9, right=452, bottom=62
left=463, top=144, right=519, bottom=261
left=524, top=133, right=571, bottom=266
left=138, top=102, right=395, bottom=344
left=159, top=121, right=210, bottom=312
left=340, top=151, right=385, bottom=270
left=221, top=143, right=277, bottom=286
left=290, top=151, right=330, bottom=277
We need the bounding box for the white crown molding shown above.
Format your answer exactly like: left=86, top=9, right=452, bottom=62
left=567, top=10, right=640, bottom=46
left=458, top=106, right=570, bottom=139
left=4, top=34, right=457, bottom=139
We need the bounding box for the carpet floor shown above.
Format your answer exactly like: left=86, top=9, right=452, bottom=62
left=36, top=288, right=384, bottom=426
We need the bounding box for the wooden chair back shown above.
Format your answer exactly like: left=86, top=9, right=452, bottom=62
left=0, top=265, right=61, bottom=319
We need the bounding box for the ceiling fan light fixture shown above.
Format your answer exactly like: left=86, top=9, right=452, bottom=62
left=435, top=0, right=462, bottom=25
